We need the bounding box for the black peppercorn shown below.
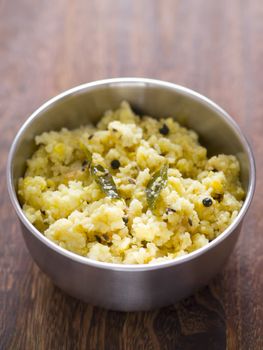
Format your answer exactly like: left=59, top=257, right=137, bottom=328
left=111, top=159, right=120, bottom=169
left=202, top=197, right=213, bottom=207
left=159, top=124, right=169, bottom=135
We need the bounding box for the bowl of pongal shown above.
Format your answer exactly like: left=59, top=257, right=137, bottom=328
left=7, top=78, right=255, bottom=311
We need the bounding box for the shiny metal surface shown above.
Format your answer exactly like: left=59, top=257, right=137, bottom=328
left=7, top=78, right=255, bottom=311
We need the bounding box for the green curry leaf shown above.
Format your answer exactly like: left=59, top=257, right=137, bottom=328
left=80, top=143, right=120, bottom=199
left=146, top=165, right=168, bottom=210
left=91, top=164, right=120, bottom=199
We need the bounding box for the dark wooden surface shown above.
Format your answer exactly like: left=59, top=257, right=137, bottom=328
left=0, top=0, right=262, bottom=349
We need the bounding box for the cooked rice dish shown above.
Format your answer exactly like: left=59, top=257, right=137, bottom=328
left=18, top=102, right=244, bottom=264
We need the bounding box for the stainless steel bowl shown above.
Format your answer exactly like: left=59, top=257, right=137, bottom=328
left=7, top=78, right=255, bottom=311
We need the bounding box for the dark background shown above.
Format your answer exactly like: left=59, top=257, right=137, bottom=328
left=0, top=0, right=262, bottom=349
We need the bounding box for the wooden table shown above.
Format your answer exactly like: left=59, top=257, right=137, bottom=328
left=1, top=1, right=262, bottom=349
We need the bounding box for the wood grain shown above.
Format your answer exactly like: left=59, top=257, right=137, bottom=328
left=0, top=0, right=262, bottom=349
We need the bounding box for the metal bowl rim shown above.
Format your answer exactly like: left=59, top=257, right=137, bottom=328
left=6, top=77, right=256, bottom=272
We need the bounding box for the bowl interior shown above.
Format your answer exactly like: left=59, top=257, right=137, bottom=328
left=11, top=79, right=251, bottom=196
